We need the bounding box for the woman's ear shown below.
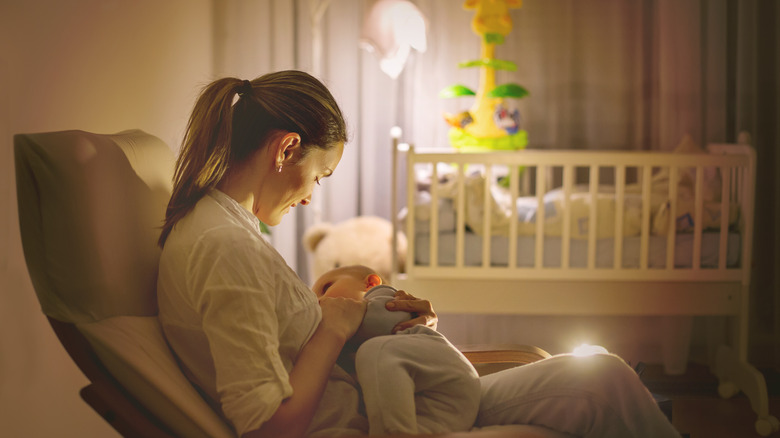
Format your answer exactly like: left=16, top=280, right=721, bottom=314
left=366, top=274, right=382, bottom=289
left=275, top=132, right=302, bottom=167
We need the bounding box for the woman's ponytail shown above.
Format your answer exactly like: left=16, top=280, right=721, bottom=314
left=158, top=78, right=245, bottom=247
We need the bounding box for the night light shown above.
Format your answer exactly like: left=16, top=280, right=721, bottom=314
left=572, top=343, right=609, bottom=357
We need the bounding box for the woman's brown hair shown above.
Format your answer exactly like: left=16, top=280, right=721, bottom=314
left=158, top=70, right=347, bottom=247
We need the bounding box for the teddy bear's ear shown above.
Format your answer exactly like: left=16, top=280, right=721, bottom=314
left=303, top=222, right=333, bottom=252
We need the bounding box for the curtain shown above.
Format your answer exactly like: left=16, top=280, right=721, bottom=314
left=734, top=0, right=779, bottom=368
left=214, top=0, right=778, bottom=366
left=211, top=0, right=303, bottom=269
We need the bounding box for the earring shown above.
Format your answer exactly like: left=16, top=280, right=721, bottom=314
left=276, top=163, right=283, bottom=173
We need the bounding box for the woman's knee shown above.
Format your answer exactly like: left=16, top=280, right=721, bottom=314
left=570, top=353, right=636, bottom=380
left=479, top=353, right=641, bottom=406
left=562, top=353, right=647, bottom=402
left=574, top=353, right=633, bottom=374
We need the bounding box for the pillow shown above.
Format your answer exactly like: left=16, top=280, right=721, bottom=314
left=523, top=191, right=645, bottom=239
left=650, top=135, right=736, bottom=235
left=14, top=130, right=172, bottom=323
left=652, top=199, right=740, bottom=235
left=400, top=190, right=458, bottom=233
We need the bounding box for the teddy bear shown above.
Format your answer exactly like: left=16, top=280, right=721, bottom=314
left=303, top=216, right=407, bottom=283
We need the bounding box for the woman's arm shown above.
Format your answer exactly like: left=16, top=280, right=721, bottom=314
left=243, top=297, right=365, bottom=438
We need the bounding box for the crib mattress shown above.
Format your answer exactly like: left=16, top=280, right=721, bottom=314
left=413, top=231, right=740, bottom=269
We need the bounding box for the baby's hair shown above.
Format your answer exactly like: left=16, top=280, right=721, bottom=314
left=337, top=265, right=381, bottom=281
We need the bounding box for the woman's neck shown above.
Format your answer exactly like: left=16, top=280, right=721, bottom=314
left=216, top=154, right=269, bottom=214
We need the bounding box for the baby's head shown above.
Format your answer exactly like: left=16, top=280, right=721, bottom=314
left=312, top=265, right=383, bottom=300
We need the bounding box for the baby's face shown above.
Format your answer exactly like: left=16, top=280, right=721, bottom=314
left=312, top=266, right=378, bottom=300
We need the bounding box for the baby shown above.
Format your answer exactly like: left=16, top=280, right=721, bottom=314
left=312, top=265, right=481, bottom=435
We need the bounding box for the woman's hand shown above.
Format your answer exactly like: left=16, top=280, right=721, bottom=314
left=318, top=297, right=366, bottom=342
left=385, top=290, right=438, bottom=332
left=250, top=297, right=365, bottom=438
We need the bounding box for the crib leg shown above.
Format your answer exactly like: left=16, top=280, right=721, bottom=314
left=659, top=316, right=693, bottom=375
left=714, top=345, right=779, bottom=436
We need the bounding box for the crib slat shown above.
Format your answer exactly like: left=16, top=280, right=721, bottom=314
left=737, top=168, right=744, bottom=206
left=640, top=165, right=652, bottom=269
left=587, top=165, right=599, bottom=269
left=456, top=164, right=466, bottom=269
left=614, top=165, right=625, bottom=269
left=508, top=165, right=519, bottom=269
left=405, top=146, right=417, bottom=273
left=391, top=136, right=400, bottom=280
left=666, top=166, right=679, bottom=270
left=535, top=166, right=546, bottom=269
left=692, top=166, right=704, bottom=270
left=482, top=165, right=493, bottom=268
left=522, top=165, right=531, bottom=196
left=737, top=143, right=757, bottom=361
left=718, top=167, right=730, bottom=270
left=430, top=163, right=439, bottom=268
left=561, top=165, right=573, bottom=268
left=546, top=166, right=554, bottom=197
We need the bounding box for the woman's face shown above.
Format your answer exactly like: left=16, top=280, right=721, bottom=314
left=256, top=141, right=344, bottom=226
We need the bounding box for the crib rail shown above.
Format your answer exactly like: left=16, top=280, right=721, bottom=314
left=396, top=141, right=755, bottom=284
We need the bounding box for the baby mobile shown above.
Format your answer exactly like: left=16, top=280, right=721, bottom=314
left=441, top=0, right=529, bottom=151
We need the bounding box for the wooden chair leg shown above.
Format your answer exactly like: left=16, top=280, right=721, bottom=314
left=80, top=381, right=177, bottom=438
left=48, top=318, right=177, bottom=438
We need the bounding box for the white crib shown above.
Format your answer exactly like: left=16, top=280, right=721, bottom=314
left=389, top=132, right=778, bottom=436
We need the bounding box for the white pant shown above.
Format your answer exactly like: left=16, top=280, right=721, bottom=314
left=355, top=327, right=481, bottom=435
left=476, top=353, right=682, bottom=438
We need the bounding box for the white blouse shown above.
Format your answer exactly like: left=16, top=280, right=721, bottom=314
left=157, top=189, right=366, bottom=436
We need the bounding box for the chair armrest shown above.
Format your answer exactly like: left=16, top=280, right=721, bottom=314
left=458, top=344, right=552, bottom=376
left=81, top=381, right=177, bottom=438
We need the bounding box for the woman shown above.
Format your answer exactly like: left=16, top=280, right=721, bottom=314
left=157, top=70, right=680, bottom=438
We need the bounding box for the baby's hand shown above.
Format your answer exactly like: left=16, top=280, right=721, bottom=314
left=319, top=297, right=367, bottom=341
left=385, top=290, right=438, bottom=332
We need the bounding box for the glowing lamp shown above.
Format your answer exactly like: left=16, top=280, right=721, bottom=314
left=361, top=0, right=428, bottom=79
left=572, top=343, right=609, bottom=357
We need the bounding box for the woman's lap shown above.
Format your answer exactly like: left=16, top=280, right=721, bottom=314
left=476, top=354, right=682, bottom=438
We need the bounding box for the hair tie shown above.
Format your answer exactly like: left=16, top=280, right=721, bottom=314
left=238, top=79, right=253, bottom=97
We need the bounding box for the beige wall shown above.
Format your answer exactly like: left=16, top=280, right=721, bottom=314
left=0, top=1, right=212, bottom=436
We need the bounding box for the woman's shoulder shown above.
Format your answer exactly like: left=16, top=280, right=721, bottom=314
left=163, top=198, right=273, bottom=268
left=172, top=193, right=260, bottom=241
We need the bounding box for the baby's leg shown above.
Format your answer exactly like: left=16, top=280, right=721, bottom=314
left=476, top=353, right=681, bottom=438
left=355, top=327, right=481, bottom=435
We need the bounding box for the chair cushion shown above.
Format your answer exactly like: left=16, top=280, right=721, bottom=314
left=78, top=316, right=235, bottom=438
left=14, top=129, right=173, bottom=323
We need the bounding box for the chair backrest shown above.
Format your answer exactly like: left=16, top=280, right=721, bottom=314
left=15, top=129, right=170, bottom=322
left=15, top=130, right=234, bottom=438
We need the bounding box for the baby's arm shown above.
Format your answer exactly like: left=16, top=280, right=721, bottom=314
left=351, top=285, right=411, bottom=344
